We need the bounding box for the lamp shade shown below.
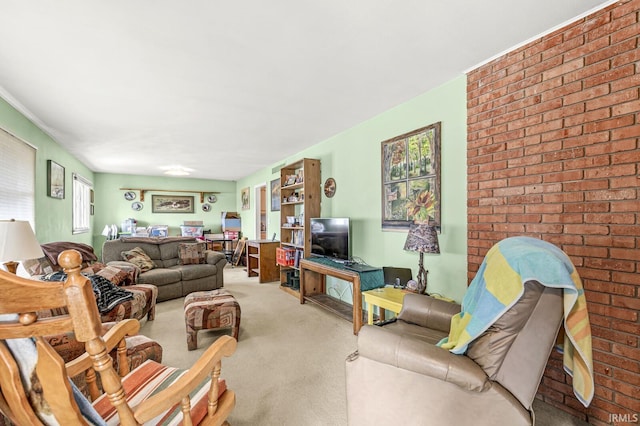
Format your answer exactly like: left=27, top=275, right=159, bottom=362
left=0, top=219, right=44, bottom=262
left=403, top=223, right=440, bottom=254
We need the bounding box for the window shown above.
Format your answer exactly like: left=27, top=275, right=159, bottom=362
left=0, top=128, right=36, bottom=226
left=72, top=173, right=92, bottom=234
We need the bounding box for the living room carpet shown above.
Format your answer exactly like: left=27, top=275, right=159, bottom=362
left=140, top=265, right=356, bottom=425
left=140, top=265, right=587, bottom=426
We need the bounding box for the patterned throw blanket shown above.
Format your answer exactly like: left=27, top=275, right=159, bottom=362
left=43, top=272, right=133, bottom=315
left=438, top=236, right=594, bottom=407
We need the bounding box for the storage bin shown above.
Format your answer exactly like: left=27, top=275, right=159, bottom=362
left=276, top=247, right=295, bottom=266
left=180, top=225, right=204, bottom=237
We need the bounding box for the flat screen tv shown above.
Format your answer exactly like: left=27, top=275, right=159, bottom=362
left=310, top=217, right=351, bottom=261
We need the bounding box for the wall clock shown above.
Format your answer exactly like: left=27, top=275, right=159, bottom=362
left=131, top=202, right=143, bottom=211
left=124, top=191, right=136, bottom=201
left=323, top=178, right=336, bottom=198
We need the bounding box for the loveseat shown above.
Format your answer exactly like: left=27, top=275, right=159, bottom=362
left=23, top=241, right=157, bottom=323
left=102, top=236, right=226, bottom=302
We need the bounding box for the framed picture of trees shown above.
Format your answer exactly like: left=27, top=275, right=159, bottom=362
left=381, top=122, right=441, bottom=230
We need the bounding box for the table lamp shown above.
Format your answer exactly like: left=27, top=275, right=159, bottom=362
left=403, top=223, right=440, bottom=295
left=102, top=224, right=113, bottom=240
left=0, top=219, right=44, bottom=274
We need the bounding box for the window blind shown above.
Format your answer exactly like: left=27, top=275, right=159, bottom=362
left=0, top=128, right=36, bottom=227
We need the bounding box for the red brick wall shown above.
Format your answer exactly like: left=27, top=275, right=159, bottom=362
left=467, top=1, right=639, bottom=424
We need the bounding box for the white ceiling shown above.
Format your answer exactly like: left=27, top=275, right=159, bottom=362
left=0, top=1, right=611, bottom=181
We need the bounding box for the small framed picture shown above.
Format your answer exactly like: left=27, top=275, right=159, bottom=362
left=285, top=175, right=297, bottom=186
left=47, top=160, right=65, bottom=199
left=270, top=178, right=281, bottom=211
left=241, top=187, right=250, bottom=210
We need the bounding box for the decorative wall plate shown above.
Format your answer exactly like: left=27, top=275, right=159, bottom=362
left=323, top=177, right=336, bottom=198
left=124, top=191, right=136, bottom=201
left=131, top=202, right=143, bottom=211
left=206, top=194, right=217, bottom=203
left=202, top=203, right=212, bottom=212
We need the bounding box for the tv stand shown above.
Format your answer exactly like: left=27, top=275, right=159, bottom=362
left=299, top=257, right=384, bottom=335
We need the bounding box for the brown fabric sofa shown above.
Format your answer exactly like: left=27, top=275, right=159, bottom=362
left=22, top=242, right=157, bottom=322
left=102, top=237, right=226, bottom=302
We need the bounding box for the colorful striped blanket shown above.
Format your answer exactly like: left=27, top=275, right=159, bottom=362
left=438, top=236, right=594, bottom=407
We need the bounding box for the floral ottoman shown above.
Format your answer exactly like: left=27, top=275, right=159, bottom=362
left=184, top=289, right=240, bottom=350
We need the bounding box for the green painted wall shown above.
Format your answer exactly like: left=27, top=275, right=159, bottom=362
left=0, top=97, right=95, bottom=244
left=237, top=75, right=468, bottom=302
left=92, top=174, right=236, bottom=258
left=2, top=73, right=467, bottom=302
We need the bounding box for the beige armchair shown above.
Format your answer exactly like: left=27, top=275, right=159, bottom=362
left=346, top=282, right=563, bottom=425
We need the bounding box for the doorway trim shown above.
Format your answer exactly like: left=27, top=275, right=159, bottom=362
left=254, top=183, right=267, bottom=240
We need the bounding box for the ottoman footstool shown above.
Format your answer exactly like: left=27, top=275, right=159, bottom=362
left=184, top=289, right=241, bottom=351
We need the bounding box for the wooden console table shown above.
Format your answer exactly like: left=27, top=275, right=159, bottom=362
left=299, top=258, right=384, bottom=335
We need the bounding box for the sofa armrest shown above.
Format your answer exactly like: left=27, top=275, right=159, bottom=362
left=66, top=319, right=140, bottom=377
left=205, top=250, right=227, bottom=266
left=397, top=293, right=461, bottom=332
left=44, top=321, right=121, bottom=363
left=356, top=325, right=489, bottom=392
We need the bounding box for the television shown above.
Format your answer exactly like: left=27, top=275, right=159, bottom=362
left=310, top=217, right=352, bottom=261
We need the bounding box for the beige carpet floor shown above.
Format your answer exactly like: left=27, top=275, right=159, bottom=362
left=140, top=265, right=588, bottom=426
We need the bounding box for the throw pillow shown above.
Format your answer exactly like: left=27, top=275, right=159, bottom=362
left=178, top=242, right=207, bottom=265
left=121, top=247, right=155, bottom=272
left=81, top=262, right=108, bottom=275
left=95, top=265, right=132, bottom=286
left=22, top=256, right=56, bottom=276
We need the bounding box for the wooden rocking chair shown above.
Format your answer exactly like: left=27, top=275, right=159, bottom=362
left=0, top=249, right=237, bottom=425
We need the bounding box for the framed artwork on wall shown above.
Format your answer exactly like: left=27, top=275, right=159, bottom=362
left=47, top=160, right=65, bottom=199
left=241, top=187, right=250, bottom=210
left=270, top=178, right=281, bottom=211
left=151, top=195, right=194, bottom=213
left=381, top=122, right=441, bottom=230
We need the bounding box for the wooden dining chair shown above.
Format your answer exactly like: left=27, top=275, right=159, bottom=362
left=0, top=249, right=237, bottom=426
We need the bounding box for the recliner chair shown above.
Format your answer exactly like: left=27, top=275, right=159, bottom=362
left=345, top=281, right=563, bottom=425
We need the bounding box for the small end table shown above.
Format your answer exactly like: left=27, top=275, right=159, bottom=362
left=362, top=287, right=409, bottom=325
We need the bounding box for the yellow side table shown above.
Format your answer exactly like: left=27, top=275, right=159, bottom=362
left=362, top=287, right=409, bottom=325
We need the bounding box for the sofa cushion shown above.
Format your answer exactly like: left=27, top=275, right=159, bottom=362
left=138, top=267, right=182, bottom=286
left=173, top=264, right=218, bottom=281
left=92, top=359, right=226, bottom=425
left=178, top=242, right=207, bottom=265
left=121, top=247, right=156, bottom=272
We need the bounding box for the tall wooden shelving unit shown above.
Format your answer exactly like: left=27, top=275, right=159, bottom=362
left=279, top=158, right=321, bottom=297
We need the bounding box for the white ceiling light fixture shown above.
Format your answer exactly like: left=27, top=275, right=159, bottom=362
left=162, top=166, right=194, bottom=176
